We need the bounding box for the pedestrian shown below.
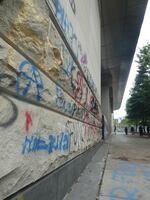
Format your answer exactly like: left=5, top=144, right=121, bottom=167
left=131, top=126, right=134, bottom=135
left=139, top=126, right=143, bottom=136
left=147, top=126, right=149, bottom=134
left=102, top=115, right=105, bottom=140
left=114, top=125, right=116, bottom=135
left=124, top=127, right=128, bottom=135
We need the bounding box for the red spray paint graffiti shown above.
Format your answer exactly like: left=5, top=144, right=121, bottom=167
left=25, top=111, right=32, bottom=133
left=73, top=71, right=83, bottom=103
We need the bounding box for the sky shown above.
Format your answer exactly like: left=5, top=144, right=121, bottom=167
left=114, top=0, right=150, bottom=119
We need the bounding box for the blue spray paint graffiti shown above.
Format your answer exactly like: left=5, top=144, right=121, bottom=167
left=113, top=162, right=150, bottom=183
left=53, top=0, right=100, bottom=102
left=140, top=165, right=150, bottom=182
left=16, top=60, right=44, bottom=102
left=55, top=85, right=65, bottom=108
left=54, top=0, right=84, bottom=60
left=55, top=0, right=73, bottom=45
left=109, top=187, right=138, bottom=200
left=112, top=163, right=137, bottom=182
left=22, top=132, right=70, bottom=155
left=55, top=86, right=77, bottom=116
left=109, top=162, right=150, bottom=199
left=66, top=59, right=75, bottom=78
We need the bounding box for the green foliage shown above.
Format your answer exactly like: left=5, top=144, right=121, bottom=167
left=119, top=117, right=130, bottom=126
left=126, top=44, right=150, bottom=125
left=113, top=118, right=119, bottom=125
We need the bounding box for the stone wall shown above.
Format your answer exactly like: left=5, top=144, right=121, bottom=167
left=0, top=0, right=101, bottom=199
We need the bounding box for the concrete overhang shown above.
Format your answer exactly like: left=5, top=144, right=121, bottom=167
left=100, top=0, right=148, bottom=110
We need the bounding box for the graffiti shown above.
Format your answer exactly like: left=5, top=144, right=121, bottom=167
left=0, top=95, right=18, bottom=127
left=88, top=95, right=98, bottom=114
left=109, top=162, right=150, bottom=199
left=52, top=0, right=100, bottom=101
left=83, top=111, right=97, bottom=126
left=109, top=187, right=138, bottom=200
left=69, top=0, right=76, bottom=14
left=55, top=86, right=78, bottom=117
left=140, top=165, right=150, bottom=182
left=72, top=70, right=89, bottom=106
left=62, top=66, right=91, bottom=109
left=89, top=78, right=97, bottom=95
left=82, top=112, right=99, bottom=141
left=22, top=132, right=70, bottom=155
left=73, top=71, right=84, bottom=102
left=66, top=60, right=75, bottom=78
left=54, top=0, right=84, bottom=60
left=84, top=124, right=97, bottom=139
left=55, top=0, right=73, bottom=45
left=25, top=111, right=32, bottom=133
left=112, top=166, right=136, bottom=183
left=82, top=111, right=89, bottom=124
left=16, top=60, right=44, bottom=102
left=72, top=33, right=78, bottom=57
left=112, top=163, right=150, bottom=183
left=65, top=120, right=82, bottom=148
left=80, top=54, right=87, bottom=65
left=55, top=85, right=65, bottom=107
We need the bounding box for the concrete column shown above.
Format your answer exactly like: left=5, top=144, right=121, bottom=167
left=101, top=86, right=113, bottom=133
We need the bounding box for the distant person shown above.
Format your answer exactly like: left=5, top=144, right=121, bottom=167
left=124, top=127, right=128, bottom=135
left=131, top=126, right=134, bottom=135
left=147, top=126, right=149, bottom=134
left=139, top=126, right=143, bottom=136
left=114, top=125, right=116, bottom=135
left=102, top=115, right=105, bottom=140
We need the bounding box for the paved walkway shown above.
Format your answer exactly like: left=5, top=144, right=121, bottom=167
left=64, top=133, right=150, bottom=200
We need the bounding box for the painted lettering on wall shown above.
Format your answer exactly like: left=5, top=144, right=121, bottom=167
left=54, top=0, right=86, bottom=62
left=73, top=71, right=84, bottom=103
left=16, top=60, right=44, bottom=102
left=56, top=85, right=78, bottom=116
left=53, top=0, right=99, bottom=98
left=25, top=111, right=32, bottom=133
left=22, top=132, right=70, bottom=155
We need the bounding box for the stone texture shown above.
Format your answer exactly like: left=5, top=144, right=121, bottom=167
left=0, top=1, right=102, bottom=199
left=0, top=94, right=101, bottom=199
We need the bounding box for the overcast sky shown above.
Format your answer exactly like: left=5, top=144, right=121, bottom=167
left=114, top=0, right=150, bottom=119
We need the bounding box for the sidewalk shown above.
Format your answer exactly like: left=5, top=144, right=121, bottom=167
left=63, top=133, right=150, bottom=200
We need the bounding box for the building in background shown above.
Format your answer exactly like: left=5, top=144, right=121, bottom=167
left=0, top=0, right=147, bottom=199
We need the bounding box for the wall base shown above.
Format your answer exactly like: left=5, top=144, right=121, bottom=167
left=6, top=142, right=102, bottom=200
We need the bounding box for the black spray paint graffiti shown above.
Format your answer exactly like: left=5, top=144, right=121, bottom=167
left=69, top=0, right=76, bottom=14
left=0, top=95, right=18, bottom=127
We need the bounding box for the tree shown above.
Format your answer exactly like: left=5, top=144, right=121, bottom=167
left=126, top=44, right=150, bottom=126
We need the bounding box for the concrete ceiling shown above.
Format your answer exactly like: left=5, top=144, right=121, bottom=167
left=100, top=0, right=148, bottom=110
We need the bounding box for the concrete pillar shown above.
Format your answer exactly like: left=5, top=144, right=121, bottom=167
left=101, top=86, right=113, bottom=134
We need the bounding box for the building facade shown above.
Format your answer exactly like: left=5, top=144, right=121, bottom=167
left=0, top=0, right=147, bottom=199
